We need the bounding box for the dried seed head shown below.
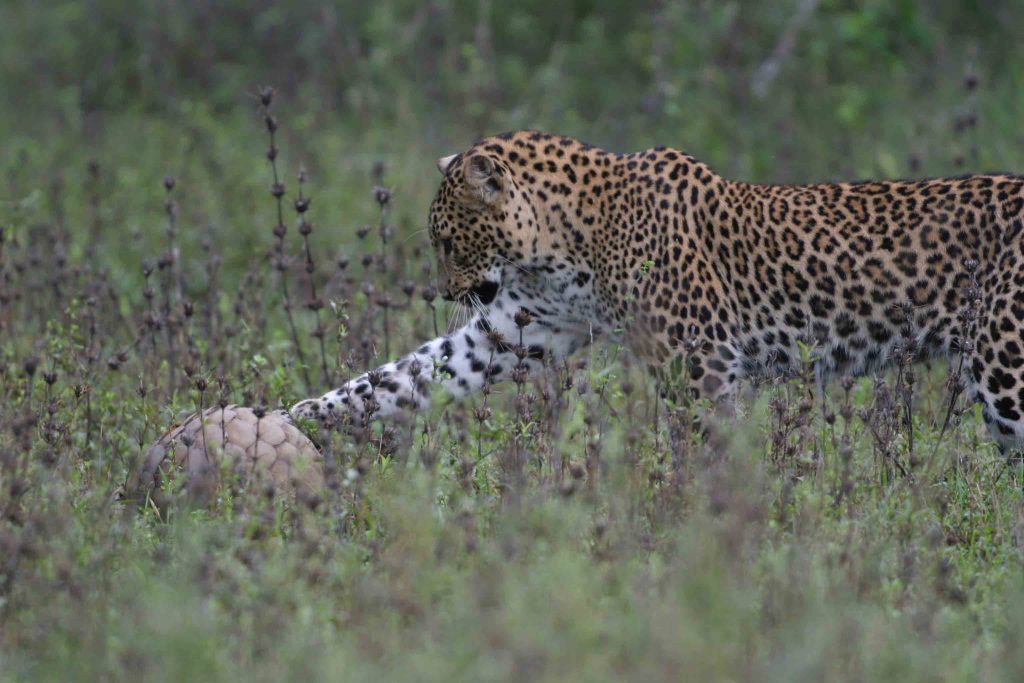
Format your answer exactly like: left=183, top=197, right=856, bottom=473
left=373, top=186, right=391, bottom=208
left=43, top=371, right=57, bottom=386
left=356, top=226, right=370, bottom=240
left=259, top=85, right=275, bottom=107
left=273, top=223, right=287, bottom=239
left=264, top=114, right=278, bottom=133
left=421, top=285, right=437, bottom=303
left=363, top=396, right=380, bottom=416
left=253, top=405, right=266, bottom=419
left=40, top=449, right=58, bottom=468
left=299, top=221, right=313, bottom=236
left=514, top=308, right=533, bottom=328
left=271, top=182, right=286, bottom=198
left=294, top=197, right=311, bottom=214
left=23, top=357, right=38, bottom=377
left=401, top=280, right=416, bottom=298
left=367, top=370, right=382, bottom=387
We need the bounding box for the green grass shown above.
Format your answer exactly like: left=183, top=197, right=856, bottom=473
left=2, top=87, right=1024, bottom=682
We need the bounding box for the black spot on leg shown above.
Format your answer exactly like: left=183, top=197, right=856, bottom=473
left=992, top=367, right=1015, bottom=390
left=995, top=396, right=1021, bottom=421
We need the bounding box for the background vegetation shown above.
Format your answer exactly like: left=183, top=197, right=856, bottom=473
left=2, top=1, right=1024, bottom=680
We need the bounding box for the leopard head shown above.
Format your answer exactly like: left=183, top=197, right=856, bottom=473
left=428, top=151, right=530, bottom=306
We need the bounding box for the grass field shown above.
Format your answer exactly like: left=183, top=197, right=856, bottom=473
left=4, top=3, right=1024, bottom=680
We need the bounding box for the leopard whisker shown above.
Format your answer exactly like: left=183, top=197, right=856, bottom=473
left=495, top=255, right=530, bottom=276
left=402, top=227, right=429, bottom=245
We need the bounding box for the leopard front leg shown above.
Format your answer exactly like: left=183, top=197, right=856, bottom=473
left=291, top=310, right=584, bottom=427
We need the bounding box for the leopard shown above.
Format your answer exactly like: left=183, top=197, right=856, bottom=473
left=292, top=130, right=1024, bottom=454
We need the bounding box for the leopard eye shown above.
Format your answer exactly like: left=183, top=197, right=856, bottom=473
left=442, top=238, right=454, bottom=256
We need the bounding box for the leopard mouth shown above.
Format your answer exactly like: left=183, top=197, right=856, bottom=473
left=465, top=280, right=499, bottom=305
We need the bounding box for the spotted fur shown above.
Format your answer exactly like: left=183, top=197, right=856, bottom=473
left=293, top=131, right=1024, bottom=453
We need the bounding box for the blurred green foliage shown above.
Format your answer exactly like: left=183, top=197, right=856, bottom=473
left=3, top=0, right=1024, bottom=181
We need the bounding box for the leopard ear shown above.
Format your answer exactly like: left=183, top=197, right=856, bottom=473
left=437, top=154, right=458, bottom=175
left=463, top=154, right=504, bottom=205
